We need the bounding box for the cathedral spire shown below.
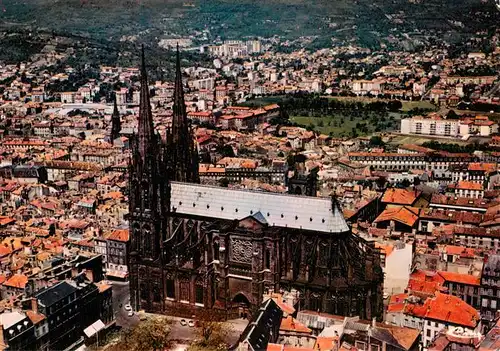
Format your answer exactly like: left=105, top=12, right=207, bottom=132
left=138, top=45, right=154, bottom=158
left=172, top=43, right=187, bottom=143
left=110, top=96, right=121, bottom=142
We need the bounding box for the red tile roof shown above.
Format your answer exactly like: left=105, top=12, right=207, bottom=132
left=374, top=206, right=419, bottom=227
left=420, top=209, right=483, bottom=225
left=107, top=229, right=129, bottom=242
left=3, top=274, right=28, bottom=289
left=315, top=337, right=339, bottom=351
left=468, top=163, right=497, bottom=173
left=437, top=271, right=480, bottom=286
left=280, top=316, right=312, bottom=333
left=26, top=310, right=46, bottom=324
left=408, top=292, right=479, bottom=328
left=430, top=194, right=491, bottom=209
left=445, top=245, right=477, bottom=258
left=382, top=188, right=421, bottom=205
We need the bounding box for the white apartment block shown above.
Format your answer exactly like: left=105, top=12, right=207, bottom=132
left=351, top=80, right=381, bottom=96
left=401, top=115, right=498, bottom=138
left=400, top=117, right=459, bottom=137
left=193, top=78, right=215, bottom=90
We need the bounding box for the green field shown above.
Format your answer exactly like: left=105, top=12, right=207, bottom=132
left=290, top=111, right=402, bottom=137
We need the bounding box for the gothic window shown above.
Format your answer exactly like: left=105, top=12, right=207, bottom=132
left=132, top=179, right=139, bottom=207
left=180, top=281, right=190, bottom=302
left=166, top=280, right=175, bottom=299
left=140, top=283, right=148, bottom=301
left=133, top=223, right=140, bottom=251
left=153, top=284, right=161, bottom=303
left=310, top=292, right=322, bottom=312
left=195, top=285, right=204, bottom=305
left=213, top=240, right=220, bottom=261
left=265, top=249, right=271, bottom=270
left=143, top=225, right=151, bottom=256
left=318, top=241, right=329, bottom=267
left=142, top=181, right=150, bottom=209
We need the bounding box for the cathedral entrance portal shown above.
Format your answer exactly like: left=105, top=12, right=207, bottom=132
left=232, top=293, right=251, bottom=319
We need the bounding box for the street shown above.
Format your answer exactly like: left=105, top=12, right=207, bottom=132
left=111, top=281, right=139, bottom=329
left=110, top=281, right=249, bottom=348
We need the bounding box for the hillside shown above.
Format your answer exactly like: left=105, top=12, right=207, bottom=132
left=0, top=0, right=499, bottom=51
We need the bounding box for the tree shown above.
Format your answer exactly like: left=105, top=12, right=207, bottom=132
left=446, top=109, right=459, bottom=119
left=369, top=136, right=384, bottom=146
left=187, top=310, right=231, bottom=351
left=218, top=178, right=229, bottom=187
left=387, top=100, right=403, bottom=112
left=220, top=145, right=235, bottom=157
left=401, top=178, right=411, bottom=188
left=107, top=316, right=172, bottom=351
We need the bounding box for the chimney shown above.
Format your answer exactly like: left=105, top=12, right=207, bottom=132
left=372, top=317, right=376, bottom=328
left=31, top=298, right=38, bottom=314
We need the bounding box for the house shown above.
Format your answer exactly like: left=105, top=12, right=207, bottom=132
left=418, top=209, right=483, bottom=234
left=381, top=188, right=426, bottom=208
left=392, top=292, right=480, bottom=348
left=2, top=274, right=28, bottom=299
left=437, top=271, right=481, bottom=310
left=447, top=181, right=484, bottom=199
left=373, top=206, right=420, bottom=233
left=0, top=311, right=37, bottom=351
left=377, top=241, right=413, bottom=295
left=429, top=194, right=491, bottom=213
left=480, top=254, right=500, bottom=329
left=105, top=229, right=129, bottom=280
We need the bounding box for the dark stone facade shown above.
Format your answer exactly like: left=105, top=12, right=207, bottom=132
left=128, top=47, right=383, bottom=321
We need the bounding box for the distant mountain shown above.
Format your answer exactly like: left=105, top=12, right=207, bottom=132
left=0, top=0, right=498, bottom=48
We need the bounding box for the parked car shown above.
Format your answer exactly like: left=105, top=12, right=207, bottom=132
left=128, top=311, right=134, bottom=317
left=124, top=304, right=132, bottom=311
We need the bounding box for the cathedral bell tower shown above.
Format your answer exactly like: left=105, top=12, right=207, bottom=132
left=128, top=46, right=167, bottom=311
left=164, top=44, right=200, bottom=183
left=110, top=97, right=121, bottom=143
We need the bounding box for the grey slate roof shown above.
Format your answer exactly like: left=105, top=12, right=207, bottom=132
left=170, top=182, right=350, bottom=233
left=36, top=281, right=77, bottom=308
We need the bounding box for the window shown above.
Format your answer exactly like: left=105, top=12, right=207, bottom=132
left=354, top=341, right=366, bottom=351
left=265, top=249, right=271, bottom=270
left=426, top=329, right=431, bottom=337
left=140, top=283, right=148, bottom=300
left=195, top=285, right=204, bottom=305
left=153, top=284, right=161, bottom=303
left=165, top=279, right=175, bottom=298
left=180, top=281, right=190, bottom=302
left=213, top=241, right=219, bottom=261
left=492, top=299, right=497, bottom=309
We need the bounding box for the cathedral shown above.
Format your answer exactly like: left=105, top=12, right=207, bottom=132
left=128, top=47, right=384, bottom=321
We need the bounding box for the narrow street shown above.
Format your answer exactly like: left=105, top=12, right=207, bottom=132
left=111, top=281, right=139, bottom=329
